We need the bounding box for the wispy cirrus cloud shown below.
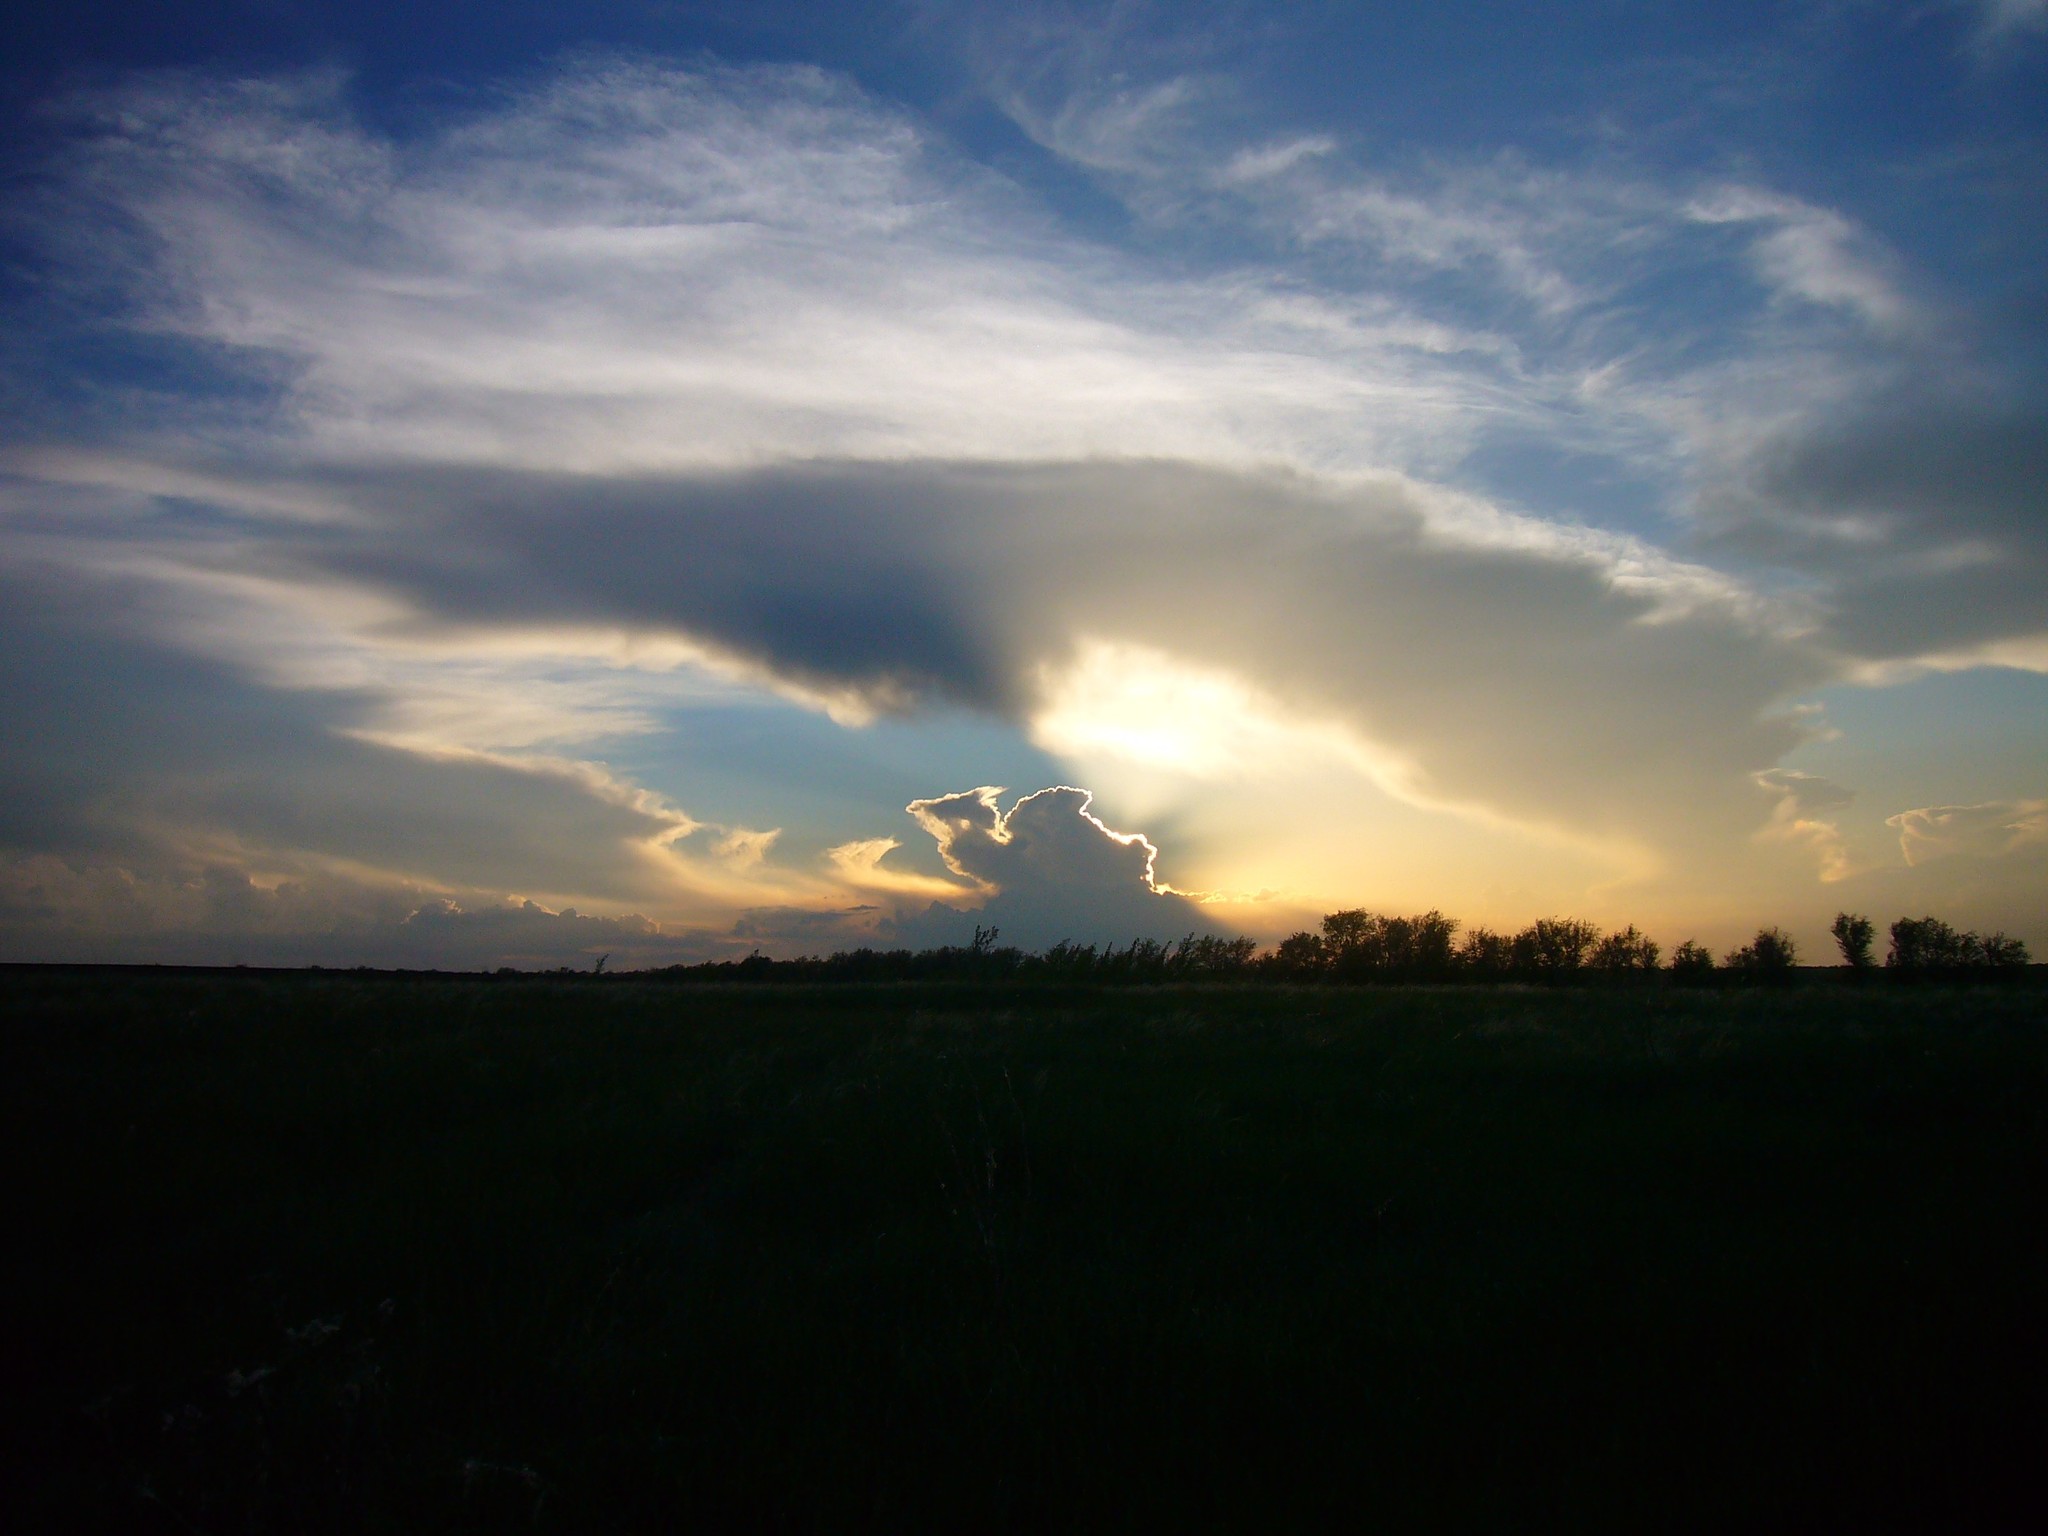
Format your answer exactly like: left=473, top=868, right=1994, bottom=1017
left=1685, top=186, right=1913, bottom=332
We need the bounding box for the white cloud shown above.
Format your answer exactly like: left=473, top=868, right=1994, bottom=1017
left=1887, top=799, right=2048, bottom=865
left=52, top=62, right=1524, bottom=483
left=1686, top=186, right=1911, bottom=331
left=1753, top=769, right=1857, bottom=882
left=1296, top=178, right=1585, bottom=314
left=713, top=827, right=781, bottom=869
left=823, top=836, right=975, bottom=900
left=1217, top=135, right=1336, bottom=185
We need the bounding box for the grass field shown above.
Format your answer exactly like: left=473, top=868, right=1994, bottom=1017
left=4, top=970, right=2046, bottom=1531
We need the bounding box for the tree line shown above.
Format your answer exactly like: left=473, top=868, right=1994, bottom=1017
left=614, top=911, right=2030, bottom=985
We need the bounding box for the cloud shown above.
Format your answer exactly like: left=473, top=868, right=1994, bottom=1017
left=1029, top=638, right=1368, bottom=783
left=106, top=455, right=1821, bottom=866
left=1686, top=186, right=1911, bottom=331
left=712, top=827, right=781, bottom=869
left=0, top=852, right=724, bottom=969
left=1753, top=769, right=1856, bottom=881
left=1753, top=769, right=1853, bottom=814
left=824, top=837, right=973, bottom=900
left=728, top=903, right=886, bottom=949
left=1692, top=382, right=2048, bottom=667
left=1967, top=0, right=2048, bottom=55
left=1294, top=174, right=1588, bottom=316
left=28, top=62, right=1523, bottom=483
left=4, top=57, right=2040, bottom=955
left=1887, top=798, right=2048, bottom=865
left=893, top=785, right=1209, bottom=950
left=0, top=565, right=841, bottom=927
left=1217, top=135, right=1337, bottom=185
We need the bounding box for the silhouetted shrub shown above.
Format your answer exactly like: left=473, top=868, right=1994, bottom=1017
left=617, top=905, right=2022, bottom=991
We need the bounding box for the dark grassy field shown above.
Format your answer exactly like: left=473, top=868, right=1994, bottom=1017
left=4, top=970, right=2046, bottom=1532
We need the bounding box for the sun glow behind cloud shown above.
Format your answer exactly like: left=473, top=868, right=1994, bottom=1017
left=1029, top=639, right=1387, bottom=784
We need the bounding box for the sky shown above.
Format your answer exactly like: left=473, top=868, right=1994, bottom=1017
left=2, top=0, right=2044, bottom=967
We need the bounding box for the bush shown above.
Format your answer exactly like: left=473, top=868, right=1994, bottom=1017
left=1669, top=940, right=1716, bottom=980
left=1590, top=925, right=1661, bottom=976
left=1457, top=927, right=1513, bottom=978
left=1264, top=931, right=1329, bottom=980
left=1318, top=909, right=1462, bottom=981
left=1726, top=927, right=1798, bottom=983
left=1511, top=917, right=1601, bottom=980
left=1888, top=917, right=2032, bottom=979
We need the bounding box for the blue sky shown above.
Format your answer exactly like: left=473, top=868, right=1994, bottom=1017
left=2, top=1, right=2044, bottom=965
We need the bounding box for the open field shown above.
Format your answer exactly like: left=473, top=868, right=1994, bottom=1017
left=4, top=969, right=2046, bottom=1531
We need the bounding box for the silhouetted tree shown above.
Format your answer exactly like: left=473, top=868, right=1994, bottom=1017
left=1980, top=932, right=2031, bottom=971
left=1169, top=933, right=1259, bottom=977
left=1314, top=909, right=1464, bottom=982
left=1830, top=912, right=1875, bottom=971
left=1726, top=927, right=1798, bottom=983
left=1320, top=909, right=1386, bottom=980
left=1456, top=927, right=1512, bottom=978
left=1039, top=939, right=1100, bottom=977
left=1887, top=916, right=1968, bottom=976
left=1590, top=925, right=1661, bottom=975
left=1267, top=931, right=1329, bottom=979
left=1511, top=917, right=1601, bottom=980
left=1887, top=916, right=2031, bottom=979
left=1405, top=910, right=1461, bottom=980
left=1099, top=937, right=1171, bottom=981
left=1668, top=939, right=1716, bottom=980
